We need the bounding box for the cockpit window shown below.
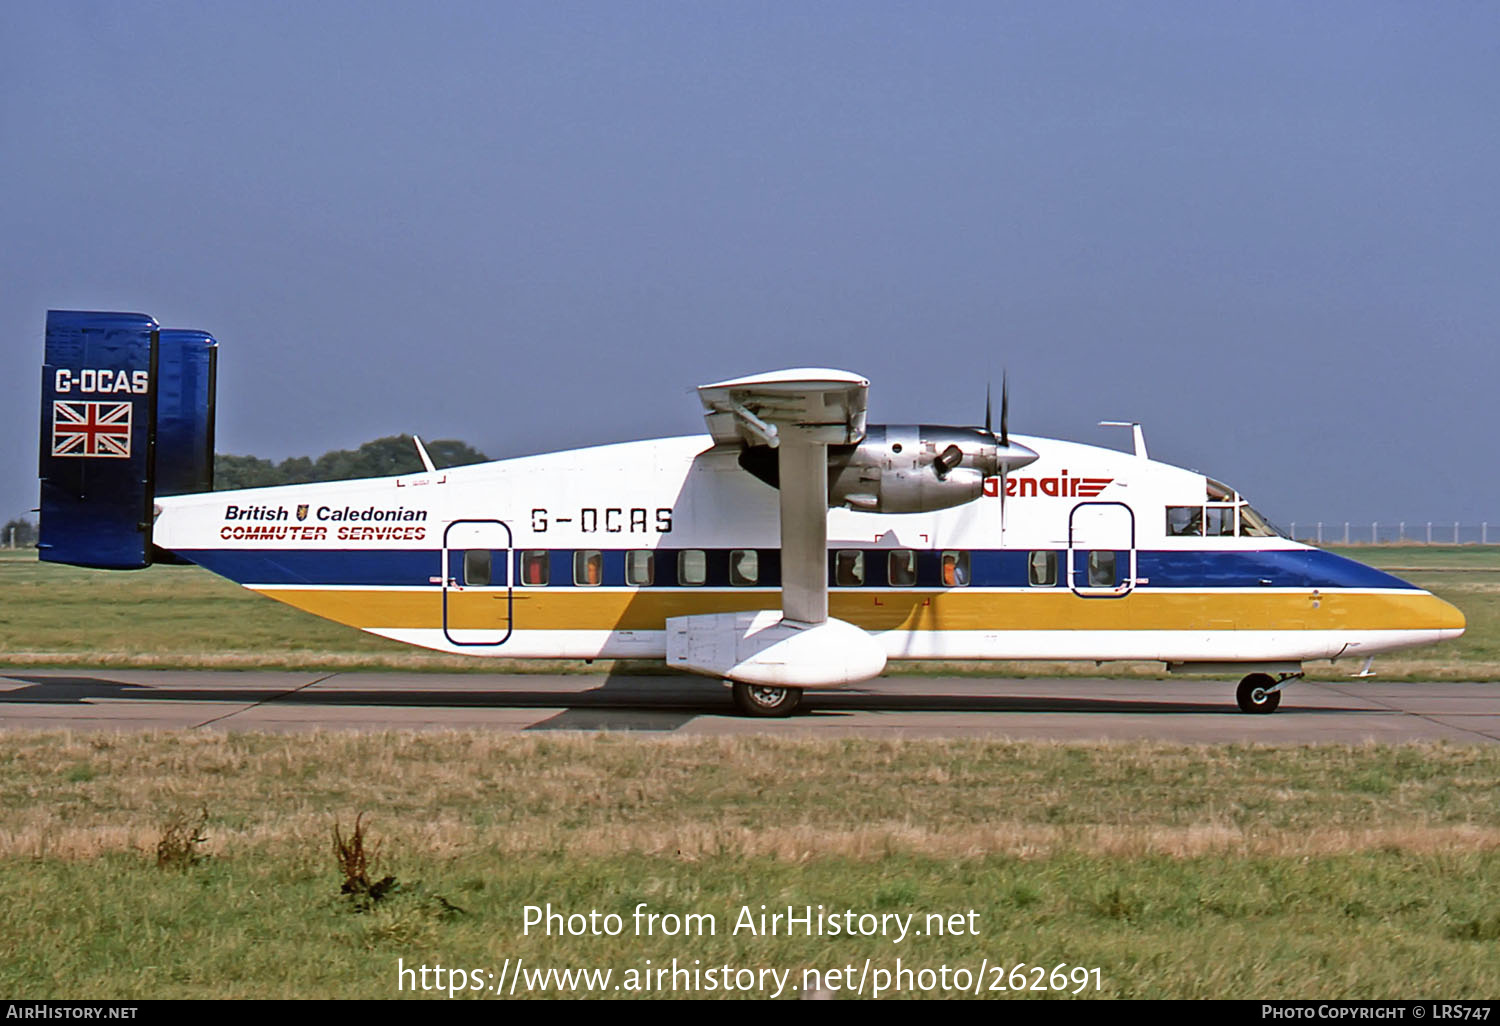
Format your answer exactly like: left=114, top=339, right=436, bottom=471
left=1206, top=478, right=1237, bottom=502
left=1167, top=506, right=1203, bottom=536
left=1239, top=505, right=1281, bottom=538
left=1169, top=498, right=1284, bottom=539
left=1205, top=505, right=1236, bottom=537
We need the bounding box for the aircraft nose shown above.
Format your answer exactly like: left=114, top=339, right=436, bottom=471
left=1430, top=593, right=1466, bottom=639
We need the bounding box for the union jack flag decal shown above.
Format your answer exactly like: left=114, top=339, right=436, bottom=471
left=51, top=400, right=133, bottom=459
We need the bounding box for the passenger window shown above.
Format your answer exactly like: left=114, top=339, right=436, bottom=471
left=730, top=549, right=758, bottom=586
left=573, top=549, right=602, bottom=587
left=1205, top=505, right=1236, bottom=537
left=835, top=550, right=865, bottom=587
left=462, top=550, right=491, bottom=587
left=1088, top=550, right=1116, bottom=587
left=888, top=550, right=917, bottom=587
left=1167, top=506, right=1203, bottom=536
left=1028, top=550, right=1057, bottom=587
left=941, top=550, right=970, bottom=587
left=625, top=550, right=655, bottom=587
left=678, top=549, right=707, bottom=586
left=520, top=550, right=549, bottom=587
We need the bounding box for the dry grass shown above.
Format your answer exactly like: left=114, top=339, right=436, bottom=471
left=4, top=730, right=1500, bottom=998
left=154, top=805, right=209, bottom=869
left=4, top=732, right=1498, bottom=863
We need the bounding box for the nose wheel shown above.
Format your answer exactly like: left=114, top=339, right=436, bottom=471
left=1236, top=672, right=1284, bottom=714
left=731, top=682, right=804, bottom=717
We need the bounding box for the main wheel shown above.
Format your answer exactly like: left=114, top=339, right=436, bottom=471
left=731, top=682, right=803, bottom=718
left=1236, top=673, right=1281, bottom=714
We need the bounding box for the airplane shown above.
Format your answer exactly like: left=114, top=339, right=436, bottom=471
left=37, top=310, right=1465, bottom=717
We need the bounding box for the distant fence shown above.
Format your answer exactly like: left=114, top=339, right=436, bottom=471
left=1288, top=522, right=1496, bottom=545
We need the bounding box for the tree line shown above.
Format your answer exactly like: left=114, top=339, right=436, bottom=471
left=213, top=435, right=487, bottom=490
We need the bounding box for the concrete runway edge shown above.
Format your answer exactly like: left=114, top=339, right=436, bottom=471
left=2, top=670, right=1497, bottom=743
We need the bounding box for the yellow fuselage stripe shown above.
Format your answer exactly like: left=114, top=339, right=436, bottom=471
left=253, top=587, right=1465, bottom=633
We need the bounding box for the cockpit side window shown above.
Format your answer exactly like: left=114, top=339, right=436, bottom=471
left=1205, top=505, right=1237, bottom=537
left=1167, top=506, right=1203, bottom=536
left=1172, top=499, right=1282, bottom=539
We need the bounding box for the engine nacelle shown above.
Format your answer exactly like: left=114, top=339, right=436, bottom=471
left=737, top=424, right=1038, bottom=514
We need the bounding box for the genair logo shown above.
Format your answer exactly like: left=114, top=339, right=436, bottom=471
left=983, top=469, right=1112, bottom=499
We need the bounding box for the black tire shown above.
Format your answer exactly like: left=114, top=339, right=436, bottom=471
left=731, top=682, right=803, bottom=718
left=1236, top=673, right=1281, bottom=714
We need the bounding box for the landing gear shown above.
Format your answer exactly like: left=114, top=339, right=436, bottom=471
left=1236, top=673, right=1282, bottom=714
left=731, top=682, right=803, bottom=718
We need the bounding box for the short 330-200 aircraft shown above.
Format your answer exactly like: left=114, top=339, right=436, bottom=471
left=38, top=310, right=1464, bottom=716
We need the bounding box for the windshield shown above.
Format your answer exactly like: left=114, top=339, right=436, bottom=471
left=1238, top=504, right=1282, bottom=538
left=1165, top=484, right=1286, bottom=539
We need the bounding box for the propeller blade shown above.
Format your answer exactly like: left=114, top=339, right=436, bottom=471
left=1000, top=371, right=1010, bottom=448
left=985, top=381, right=992, bottom=436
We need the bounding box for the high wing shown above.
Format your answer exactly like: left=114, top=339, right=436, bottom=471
left=697, top=368, right=868, bottom=625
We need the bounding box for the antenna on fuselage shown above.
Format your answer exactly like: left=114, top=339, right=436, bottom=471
left=1098, top=421, right=1148, bottom=459
left=412, top=435, right=437, bottom=473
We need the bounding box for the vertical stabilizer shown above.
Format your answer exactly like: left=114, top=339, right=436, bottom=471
left=38, top=310, right=218, bottom=569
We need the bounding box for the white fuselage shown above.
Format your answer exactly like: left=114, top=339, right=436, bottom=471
left=152, top=433, right=1465, bottom=674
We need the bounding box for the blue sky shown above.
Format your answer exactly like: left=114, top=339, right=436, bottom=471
left=4, top=2, right=1497, bottom=530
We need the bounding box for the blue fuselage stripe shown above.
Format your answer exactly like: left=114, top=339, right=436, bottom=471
left=171, top=546, right=1419, bottom=592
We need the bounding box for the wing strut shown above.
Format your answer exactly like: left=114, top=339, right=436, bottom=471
left=697, top=368, right=869, bottom=627
left=673, top=370, right=884, bottom=689
left=777, top=431, right=828, bottom=625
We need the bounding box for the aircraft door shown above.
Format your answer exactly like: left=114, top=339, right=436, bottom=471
left=442, top=519, right=513, bottom=646
left=1068, top=502, right=1136, bottom=598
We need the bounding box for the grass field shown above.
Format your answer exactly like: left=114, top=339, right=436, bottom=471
left=2, top=733, right=1498, bottom=999
left=4, top=552, right=1499, bottom=999
left=1, top=546, right=1496, bottom=678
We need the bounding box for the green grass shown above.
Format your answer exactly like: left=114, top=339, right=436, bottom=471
left=1331, top=547, right=1500, bottom=678
left=2, top=546, right=1497, bottom=677
left=6, top=851, right=1500, bottom=999
left=1324, top=544, right=1500, bottom=571
left=0, top=550, right=549, bottom=671
left=2, top=733, right=1498, bottom=998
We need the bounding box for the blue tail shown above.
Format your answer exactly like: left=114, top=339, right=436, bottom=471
left=39, top=310, right=218, bottom=569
